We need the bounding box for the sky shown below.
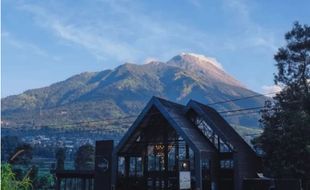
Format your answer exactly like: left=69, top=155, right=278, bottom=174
left=2, top=0, right=310, bottom=97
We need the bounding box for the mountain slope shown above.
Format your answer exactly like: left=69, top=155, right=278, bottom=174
left=1, top=53, right=267, bottom=130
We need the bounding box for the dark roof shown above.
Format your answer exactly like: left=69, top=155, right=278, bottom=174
left=114, top=96, right=216, bottom=155
left=187, top=100, right=257, bottom=155
left=114, top=96, right=257, bottom=158
left=155, top=97, right=216, bottom=153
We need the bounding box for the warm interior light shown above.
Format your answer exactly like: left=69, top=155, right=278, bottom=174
left=153, top=144, right=165, bottom=156
left=153, top=144, right=173, bottom=156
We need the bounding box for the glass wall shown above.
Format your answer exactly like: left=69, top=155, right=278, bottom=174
left=118, top=157, right=125, bottom=177
left=116, top=110, right=199, bottom=190
left=117, top=136, right=196, bottom=190
left=188, top=110, right=234, bottom=153
left=129, top=157, right=143, bottom=177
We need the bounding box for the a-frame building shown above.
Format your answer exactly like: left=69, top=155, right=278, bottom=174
left=113, top=97, right=260, bottom=190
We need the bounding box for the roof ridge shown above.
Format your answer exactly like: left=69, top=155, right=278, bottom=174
left=152, top=96, right=186, bottom=109
left=188, top=99, right=216, bottom=111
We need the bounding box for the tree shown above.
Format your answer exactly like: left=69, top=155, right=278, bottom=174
left=74, top=144, right=95, bottom=170
left=55, top=147, right=66, bottom=170
left=7, top=143, right=34, bottom=181
left=1, top=136, right=22, bottom=161
left=1, top=164, right=32, bottom=190
left=1, top=150, right=33, bottom=190
left=254, top=22, right=310, bottom=182
left=9, top=143, right=33, bottom=166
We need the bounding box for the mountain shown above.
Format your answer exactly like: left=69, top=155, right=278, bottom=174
left=1, top=53, right=267, bottom=134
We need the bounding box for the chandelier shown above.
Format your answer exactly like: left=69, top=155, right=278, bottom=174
left=153, top=144, right=173, bottom=156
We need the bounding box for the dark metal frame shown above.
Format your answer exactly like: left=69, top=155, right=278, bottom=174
left=113, top=97, right=260, bottom=190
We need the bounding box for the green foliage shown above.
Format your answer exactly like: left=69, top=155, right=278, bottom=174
left=33, top=174, right=55, bottom=190
left=1, top=164, right=32, bottom=190
left=274, top=22, right=310, bottom=89
left=74, top=144, right=95, bottom=170
left=2, top=142, right=56, bottom=190
left=254, top=22, right=310, bottom=179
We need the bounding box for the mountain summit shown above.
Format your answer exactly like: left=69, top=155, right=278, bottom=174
left=167, top=53, right=244, bottom=88
left=1, top=53, right=267, bottom=130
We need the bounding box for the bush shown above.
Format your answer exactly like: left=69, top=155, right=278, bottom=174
left=1, top=163, right=32, bottom=190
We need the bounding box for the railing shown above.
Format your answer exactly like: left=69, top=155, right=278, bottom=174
left=55, top=170, right=95, bottom=190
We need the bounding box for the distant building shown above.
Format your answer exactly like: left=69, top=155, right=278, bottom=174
left=113, top=97, right=261, bottom=190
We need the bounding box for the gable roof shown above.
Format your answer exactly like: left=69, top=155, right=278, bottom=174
left=114, top=96, right=216, bottom=156
left=155, top=97, right=216, bottom=153
left=187, top=100, right=257, bottom=155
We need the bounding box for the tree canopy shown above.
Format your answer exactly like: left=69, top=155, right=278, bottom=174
left=74, top=144, right=95, bottom=170
left=254, top=22, right=310, bottom=180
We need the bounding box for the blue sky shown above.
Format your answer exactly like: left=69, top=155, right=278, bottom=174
left=2, top=0, right=310, bottom=97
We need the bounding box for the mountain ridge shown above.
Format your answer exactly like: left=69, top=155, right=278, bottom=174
left=1, top=53, right=267, bottom=130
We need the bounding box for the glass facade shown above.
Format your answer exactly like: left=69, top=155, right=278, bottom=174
left=117, top=133, right=196, bottom=190
left=188, top=110, right=234, bottom=153
left=116, top=107, right=239, bottom=190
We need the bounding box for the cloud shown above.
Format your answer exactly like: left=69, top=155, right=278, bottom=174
left=181, top=52, right=224, bottom=70
left=13, top=0, right=280, bottom=69
left=261, top=85, right=282, bottom=97
left=52, top=22, right=139, bottom=62
left=16, top=1, right=218, bottom=64
left=2, top=31, right=48, bottom=57
left=203, top=56, right=224, bottom=70
left=249, top=36, right=278, bottom=51
left=186, top=0, right=202, bottom=8
left=221, top=0, right=279, bottom=52
left=18, top=3, right=140, bottom=62
left=143, top=57, right=159, bottom=64
left=2, top=29, right=62, bottom=62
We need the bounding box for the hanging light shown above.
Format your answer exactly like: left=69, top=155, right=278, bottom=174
left=153, top=144, right=174, bottom=156
left=153, top=144, right=165, bottom=156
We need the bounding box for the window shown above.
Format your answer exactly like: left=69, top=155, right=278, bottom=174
left=201, top=159, right=209, bottom=170
left=220, top=159, right=234, bottom=169
left=129, top=157, right=143, bottom=176
left=118, top=157, right=125, bottom=176
left=189, top=111, right=234, bottom=153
